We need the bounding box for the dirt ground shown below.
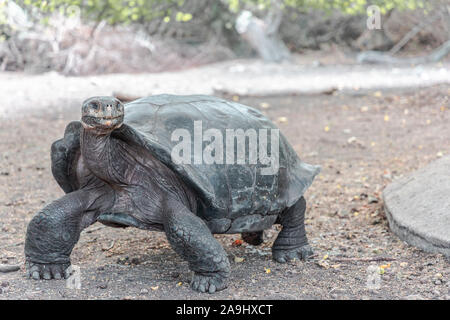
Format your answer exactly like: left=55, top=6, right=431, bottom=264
left=0, top=83, right=449, bottom=300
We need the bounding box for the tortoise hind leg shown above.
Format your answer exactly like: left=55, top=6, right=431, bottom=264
left=163, top=200, right=230, bottom=293
left=272, top=196, right=313, bottom=263
left=241, top=231, right=264, bottom=246
left=51, top=121, right=82, bottom=193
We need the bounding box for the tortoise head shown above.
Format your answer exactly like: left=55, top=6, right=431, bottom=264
left=81, top=96, right=124, bottom=133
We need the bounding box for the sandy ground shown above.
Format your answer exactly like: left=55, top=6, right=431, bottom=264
left=0, top=66, right=449, bottom=299
left=1, top=59, right=449, bottom=119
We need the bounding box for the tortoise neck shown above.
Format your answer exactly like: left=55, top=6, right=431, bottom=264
left=81, top=128, right=113, bottom=177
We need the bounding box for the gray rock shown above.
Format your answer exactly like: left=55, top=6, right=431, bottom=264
left=368, top=196, right=379, bottom=204
left=383, top=156, right=450, bottom=257
left=140, top=288, right=149, bottom=295
left=0, top=264, right=20, bottom=273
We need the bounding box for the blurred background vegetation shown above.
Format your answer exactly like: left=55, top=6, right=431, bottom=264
left=0, top=0, right=448, bottom=74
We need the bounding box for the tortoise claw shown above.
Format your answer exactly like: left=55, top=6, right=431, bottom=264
left=191, top=271, right=228, bottom=294
left=26, top=261, right=70, bottom=280
left=272, top=244, right=313, bottom=263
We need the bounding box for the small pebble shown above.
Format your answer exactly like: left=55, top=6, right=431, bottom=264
left=1, top=281, right=9, bottom=287
left=405, top=294, right=424, bottom=300
left=98, top=284, right=108, bottom=289
left=140, top=289, right=149, bottom=295
left=368, top=196, right=378, bottom=204
left=338, top=210, right=349, bottom=218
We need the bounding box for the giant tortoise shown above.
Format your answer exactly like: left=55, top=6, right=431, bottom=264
left=25, top=94, right=320, bottom=293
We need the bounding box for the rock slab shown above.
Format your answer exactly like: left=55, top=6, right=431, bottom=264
left=383, top=156, right=450, bottom=257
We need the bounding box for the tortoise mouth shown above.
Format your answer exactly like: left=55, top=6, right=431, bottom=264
left=81, top=115, right=124, bottom=131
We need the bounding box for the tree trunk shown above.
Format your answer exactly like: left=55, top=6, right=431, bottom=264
left=235, top=1, right=290, bottom=62
left=358, top=40, right=450, bottom=65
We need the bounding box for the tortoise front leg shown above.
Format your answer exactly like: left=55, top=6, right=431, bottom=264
left=163, top=201, right=230, bottom=293
left=25, top=189, right=110, bottom=280
left=51, top=121, right=82, bottom=194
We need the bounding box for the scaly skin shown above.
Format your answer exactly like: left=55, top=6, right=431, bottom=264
left=25, top=188, right=112, bottom=278
left=164, top=200, right=230, bottom=293
left=272, top=197, right=314, bottom=262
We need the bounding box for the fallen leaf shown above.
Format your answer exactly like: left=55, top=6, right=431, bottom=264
left=347, top=136, right=357, bottom=144
left=234, top=256, right=244, bottom=263
left=232, top=239, right=243, bottom=247
left=360, top=106, right=369, bottom=112
left=260, top=102, right=270, bottom=109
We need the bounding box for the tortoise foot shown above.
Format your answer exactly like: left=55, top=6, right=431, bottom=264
left=26, top=261, right=71, bottom=280
left=272, top=244, right=313, bottom=263
left=191, top=271, right=228, bottom=294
